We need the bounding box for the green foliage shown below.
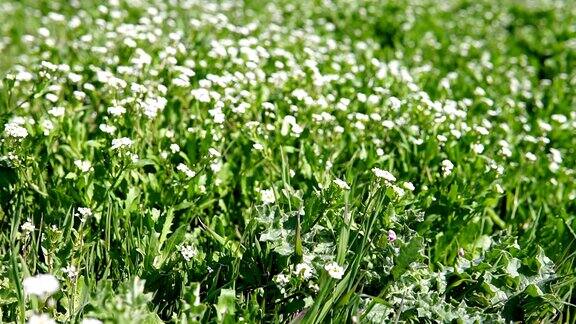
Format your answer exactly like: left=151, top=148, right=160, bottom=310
left=0, top=0, right=575, bottom=322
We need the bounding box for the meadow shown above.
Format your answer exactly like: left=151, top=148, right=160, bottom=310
left=1, top=0, right=576, bottom=322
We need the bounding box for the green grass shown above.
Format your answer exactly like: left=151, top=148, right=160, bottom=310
left=1, top=0, right=576, bottom=322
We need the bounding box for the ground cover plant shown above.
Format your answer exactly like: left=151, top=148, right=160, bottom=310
left=1, top=0, right=576, bottom=322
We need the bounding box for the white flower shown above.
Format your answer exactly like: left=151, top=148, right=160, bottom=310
left=525, top=152, right=537, bottom=162
left=48, top=106, right=65, bottom=117
left=99, top=124, right=116, bottom=134
left=170, top=143, right=180, bottom=153
left=252, top=143, right=264, bottom=151
left=74, top=160, right=93, bottom=173
left=471, top=143, right=485, bottom=154
left=63, top=265, right=78, bottom=279
left=176, top=163, right=196, bottom=178
left=76, top=207, right=92, bottom=218
left=23, top=274, right=59, bottom=298
left=111, top=137, right=133, bottom=149
left=81, top=319, right=103, bottom=324
left=294, top=263, right=314, bottom=279
left=41, top=120, right=54, bottom=135
left=260, top=188, right=276, bottom=204
left=179, top=244, right=197, bottom=261
left=403, top=182, right=415, bottom=191
left=273, top=274, right=290, bottom=286
left=441, top=159, right=454, bottom=177
left=333, top=178, right=350, bottom=190
left=4, top=122, right=28, bottom=139
left=210, top=161, right=222, bottom=172
left=21, top=221, right=35, bottom=234
left=107, top=105, right=126, bottom=116
left=392, top=185, right=406, bottom=197
left=191, top=88, right=211, bottom=103
left=45, top=93, right=59, bottom=103
left=324, top=262, right=344, bottom=280
left=76, top=207, right=93, bottom=223
left=27, top=313, right=56, bottom=324
left=372, top=168, right=396, bottom=183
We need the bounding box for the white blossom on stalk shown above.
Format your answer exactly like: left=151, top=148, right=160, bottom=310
left=179, top=244, right=197, bottom=261
left=324, top=262, right=345, bottom=279
left=4, top=122, right=28, bottom=139
left=333, top=178, right=350, bottom=190
left=23, top=274, right=59, bottom=298
left=176, top=163, right=196, bottom=178
left=27, top=313, right=56, bottom=324
left=260, top=188, right=276, bottom=204
left=48, top=106, right=65, bottom=117
left=403, top=182, right=415, bottom=191
left=111, top=137, right=133, bottom=150
left=273, top=273, right=290, bottom=286
left=107, top=105, right=126, bottom=116
left=63, top=265, right=78, bottom=279
left=372, top=168, right=396, bottom=183
left=21, top=220, right=35, bottom=234
left=170, top=143, right=180, bottom=154
left=525, top=152, right=537, bottom=162
left=99, top=124, right=116, bottom=134
left=471, top=143, right=485, bottom=154
left=441, top=159, right=454, bottom=177
left=81, top=319, right=103, bottom=324
left=294, top=263, right=314, bottom=279
left=74, top=160, right=93, bottom=173
left=76, top=207, right=92, bottom=222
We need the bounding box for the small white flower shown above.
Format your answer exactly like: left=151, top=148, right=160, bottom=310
left=4, top=122, right=28, bottom=139
left=260, top=188, right=276, bottom=204
left=41, top=119, right=54, bottom=135
left=99, top=124, right=116, bottom=134
left=47, top=106, right=65, bottom=117
left=525, top=152, right=537, bottom=162
left=179, top=244, right=197, bottom=261
left=372, top=168, right=396, bottom=183
left=441, top=159, right=454, bottom=177
left=74, top=160, right=93, bottom=173
left=75, top=208, right=93, bottom=223
left=324, top=262, right=344, bottom=280
left=471, top=143, right=485, bottom=154
left=252, top=143, right=264, bottom=151
left=107, top=105, right=126, bottom=116
left=294, top=263, right=314, bottom=279
left=208, top=148, right=221, bottom=158
left=111, top=137, right=133, bottom=150
left=63, top=265, right=78, bottom=280
left=170, top=143, right=180, bottom=154
left=273, top=273, right=290, bottom=286
left=403, top=182, right=415, bottom=191
left=21, top=221, right=35, bottom=234
left=27, top=313, right=56, bottom=324
left=191, top=88, right=211, bottom=103
left=81, top=319, right=103, bottom=324
left=210, top=161, right=222, bottom=172
left=333, top=178, right=350, bottom=190
left=176, top=163, right=196, bottom=178
left=45, top=93, right=59, bottom=103
left=392, top=185, right=406, bottom=197
left=23, top=274, right=59, bottom=298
